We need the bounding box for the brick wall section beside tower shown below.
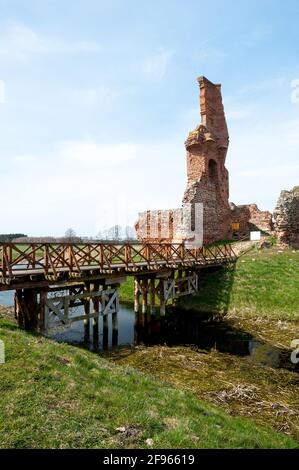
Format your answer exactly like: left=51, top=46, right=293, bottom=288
left=230, top=203, right=273, bottom=237
left=273, top=186, right=299, bottom=248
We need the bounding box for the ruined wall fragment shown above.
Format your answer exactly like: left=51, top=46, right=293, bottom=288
left=273, top=186, right=299, bottom=248
left=230, top=203, right=273, bottom=237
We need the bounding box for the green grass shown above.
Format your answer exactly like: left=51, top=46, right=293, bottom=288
left=120, top=248, right=299, bottom=320
left=119, top=277, right=134, bottom=304
left=179, top=249, right=299, bottom=320
left=0, top=317, right=296, bottom=449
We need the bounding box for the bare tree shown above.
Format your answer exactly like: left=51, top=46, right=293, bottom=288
left=107, top=225, right=123, bottom=241
left=96, top=229, right=109, bottom=241
left=124, top=225, right=136, bottom=240
left=65, top=228, right=77, bottom=242
left=96, top=230, right=103, bottom=240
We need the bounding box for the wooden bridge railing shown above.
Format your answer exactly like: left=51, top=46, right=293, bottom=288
left=0, top=242, right=237, bottom=281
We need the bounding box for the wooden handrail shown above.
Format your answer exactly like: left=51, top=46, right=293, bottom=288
left=0, top=242, right=237, bottom=281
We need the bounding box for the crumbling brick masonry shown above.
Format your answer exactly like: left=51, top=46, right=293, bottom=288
left=273, top=186, right=299, bottom=248
left=135, top=76, right=273, bottom=245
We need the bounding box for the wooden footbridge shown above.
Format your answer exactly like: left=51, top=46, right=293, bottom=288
left=0, top=241, right=236, bottom=339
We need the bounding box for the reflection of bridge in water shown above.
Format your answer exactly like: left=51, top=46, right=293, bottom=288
left=0, top=241, right=237, bottom=341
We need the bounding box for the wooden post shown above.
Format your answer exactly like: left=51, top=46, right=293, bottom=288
left=112, top=312, right=118, bottom=346
left=142, top=278, right=148, bottom=314
left=23, top=289, right=39, bottom=330
left=103, top=314, right=109, bottom=350
left=176, top=269, right=182, bottom=295
left=159, top=280, right=166, bottom=316
left=101, top=289, right=109, bottom=350
left=91, top=281, right=100, bottom=345
left=39, top=288, right=48, bottom=332
left=149, top=278, right=155, bottom=315
left=134, top=278, right=140, bottom=313
left=83, top=282, right=90, bottom=343
left=14, top=289, right=24, bottom=328
left=170, top=270, right=175, bottom=305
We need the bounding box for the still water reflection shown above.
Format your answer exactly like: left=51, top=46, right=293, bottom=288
left=50, top=305, right=135, bottom=350
left=0, top=290, right=296, bottom=371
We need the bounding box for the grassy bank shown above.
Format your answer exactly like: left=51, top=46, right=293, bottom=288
left=119, top=277, right=134, bottom=305
left=180, top=248, right=299, bottom=320
left=119, top=248, right=299, bottom=320
left=0, top=315, right=297, bottom=449
left=113, top=247, right=299, bottom=443
left=110, top=321, right=299, bottom=443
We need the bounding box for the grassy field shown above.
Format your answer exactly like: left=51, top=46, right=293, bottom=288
left=119, top=277, right=134, bottom=304
left=179, top=248, right=299, bottom=320
left=0, top=315, right=297, bottom=449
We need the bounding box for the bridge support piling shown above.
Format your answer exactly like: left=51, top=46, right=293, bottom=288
left=91, top=281, right=100, bottom=345
left=103, top=314, right=109, bottom=350
left=83, top=282, right=91, bottom=343
left=112, top=312, right=118, bottom=346
left=14, top=288, right=39, bottom=331
left=159, top=280, right=166, bottom=316
left=142, top=279, right=148, bottom=314
left=135, top=273, right=183, bottom=317
left=149, top=278, right=155, bottom=315
left=134, top=279, right=140, bottom=313
left=39, top=288, right=48, bottom=332
left=14, top=290, right=23, bottom=328
left=135, top=276, right=159, bottom=316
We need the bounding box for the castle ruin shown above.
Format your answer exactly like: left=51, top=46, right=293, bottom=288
left=135, top=76, right=272, bottom=245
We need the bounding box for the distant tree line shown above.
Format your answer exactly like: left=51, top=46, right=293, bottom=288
left=96, top=225, right=137, bottom=242
left=10, top=226, right=137, bottom=244
left=0, top=233, right=27, bottom=242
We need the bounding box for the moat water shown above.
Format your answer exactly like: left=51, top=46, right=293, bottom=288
left=0, top=290, right=297, bottom=372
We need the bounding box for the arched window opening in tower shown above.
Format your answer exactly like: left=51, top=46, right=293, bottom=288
left=208, top=158, right=217, bottom=180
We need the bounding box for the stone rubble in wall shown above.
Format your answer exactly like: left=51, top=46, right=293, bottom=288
left=273, top=186, right=299, bottom=248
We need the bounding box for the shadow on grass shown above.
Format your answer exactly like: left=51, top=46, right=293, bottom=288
left=176, top=262, right=237, bottom=320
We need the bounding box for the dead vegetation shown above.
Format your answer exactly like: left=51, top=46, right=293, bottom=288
left=107, top=315, right=299, bottom=442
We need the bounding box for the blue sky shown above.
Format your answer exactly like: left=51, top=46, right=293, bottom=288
left=0, top=0, right=299, bottom=235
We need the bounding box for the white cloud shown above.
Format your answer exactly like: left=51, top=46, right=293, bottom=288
left=70, top=86, right=119, bottom=106
left=236, top=77, right=287, bottom=96
left=192, top=40, right=226, bottom=61
left=225, top=106, right=253, bottom=122
left=0, top=80, right=5, bottom=103
left=291, top=79, right=299, bottom=104
left=229, top=118, right=299, bottom=209
left=59, top=141, right=138, bottom=167
left=142, top=48, right=174, bottom=80
left=244, top=25, right=272, bottom=48
left=237, top=163, right=299, bottom=178
left=13, top=154, right=38, bottom=163
left=1, top=137, right=184, bottom=235
left=0, top=22, right=99, bottom=61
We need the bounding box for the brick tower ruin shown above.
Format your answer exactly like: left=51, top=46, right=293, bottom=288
left=182, top=76, right=231, bottom=243
left=135, top=76, right=273, bottom=245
